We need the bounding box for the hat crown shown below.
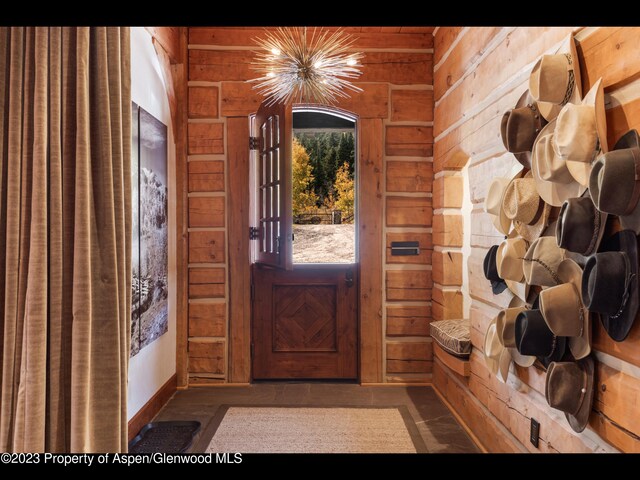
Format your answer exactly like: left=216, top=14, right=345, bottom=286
left=546, top=361, right=587, bottom=415
left=530, top=54, right=573, bottom=105
left=497, top=238, right=528, bottom=282
left=502, top=104, right=545, bottom=154
left=540, top=283, right=583, bottom=336
left=536, top=132, right=574, bottom=184
left=515, top=309, right=557, bottom=357
left=497, top=306, right=526, bottom=348
left=590, top=149, right=639, bottom=215
left=557, top=196, right=602, bottom=255
left=522, top=236, right=565, bottom=287
left=555, top=103, right=598, bottom=162
left=503, top=177, right=542, bottom=224
left=485, top=177, right=510, bottom=216
left=582, top=251, right=632, bottom=315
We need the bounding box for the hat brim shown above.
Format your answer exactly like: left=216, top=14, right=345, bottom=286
left=536, top=35, right=583, bottom=122
left=502, top=296, right=537, bottom=367
left=565, top=78, right=608, bottom=186
left=557, top=259, right=591, bottom=359
left=506, top=278, right=530, bottom=302
left=484, top=320, right=512, bottom=383
left=614, top=131, right=640, bottom=233
left=598, top=230, right=639, bottom=342
left=565, top=357, right=595, bottom=433
left=532, top=120, right=587, bottom=207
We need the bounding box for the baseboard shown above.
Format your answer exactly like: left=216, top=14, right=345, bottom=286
left=361, top=382, right=432, bottom=387
left=128, top=374, right=178, bottom=442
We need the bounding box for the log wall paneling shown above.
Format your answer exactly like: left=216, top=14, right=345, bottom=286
left=433, top=26, right=640, bottom=452
left=186, top=27, right=434, bottom=385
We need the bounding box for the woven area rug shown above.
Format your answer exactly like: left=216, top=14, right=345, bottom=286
left=204, top=406, right=425, bottom=453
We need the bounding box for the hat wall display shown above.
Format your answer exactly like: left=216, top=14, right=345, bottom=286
left=496, top=296, right=536, bottom=367
left=540, top=259, right=591, bottom=359
left=529, top=34, right=582, bottom=122
left=515, top=301, right=567, bottom=367
left=501, top=90, right=548, bottom=169
left=555, top=78, right=608, bottom=186
left=484, top=318, right=512, bottom=383
left=582, top=230, right=639, bottom=342
left=589, top=129, right=640, bottom=234
left=485, top=165, right=524, bottom=235
left=483, top=245, right=508, bottom=295
left=502, top=172, right=551, bottom=242
left=522, top=236, right=566, bottom=287
left=545, top=357, right=594, bottom=433
left=532, top=119, right=587, bottom=207
left=556, top=190, right=608, bottom=256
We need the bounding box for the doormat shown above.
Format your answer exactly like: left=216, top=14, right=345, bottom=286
left=129, top=421, right=201, bottom=453
left=203, top=406, right=425, bottom=453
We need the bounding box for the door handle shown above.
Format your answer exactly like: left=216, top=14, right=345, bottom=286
left=345, top=269, right=354, bottom=288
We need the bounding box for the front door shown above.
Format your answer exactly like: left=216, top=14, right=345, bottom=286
left=252, top=265, right=357, bottom=379
left=251, top=102, right=358, bottom=380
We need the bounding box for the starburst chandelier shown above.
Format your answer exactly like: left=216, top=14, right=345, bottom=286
left=249, top=27, right=364, bottom=106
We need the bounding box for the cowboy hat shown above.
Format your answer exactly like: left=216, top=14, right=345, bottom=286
left=589, top=130, right=640, bottom=234
left=501, top=90, right=548, bottom=169
left=496, top=234, right=531, bottom=301
left=484, top=318, right=512, bottom=383
left=515, top=297, right=567, bottom=368
left=545, top=357, right=594, bottom=433
left=556, top=190, right=608, bottom=257
left=532, top=119, right=587, bottom=207
left=483, top=245, right=508, bottom=295
left=555, top=78, right=608, bottom=186
left=582, top=230, right=639, bottom=342
left=529, top=34, right=583, bottom=122
left=496, top=296, right=537, bottom=367
left=502, top=171, right=552, bottom=242
left=522, top=236, right=566, bottom=287
left=540, top=259, right=591, bottom=359
left=485, top=164, right=524, bottom=235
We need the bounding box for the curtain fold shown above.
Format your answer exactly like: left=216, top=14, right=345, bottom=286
left=0, top=26, right=131, bottom=453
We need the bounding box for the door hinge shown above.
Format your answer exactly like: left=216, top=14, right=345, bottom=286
left=249, top=226, right=259, bottom=240
left=249, top=136, right=260, bottom=150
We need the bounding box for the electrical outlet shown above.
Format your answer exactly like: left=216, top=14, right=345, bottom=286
left=530, top=418, right=540, bottom=448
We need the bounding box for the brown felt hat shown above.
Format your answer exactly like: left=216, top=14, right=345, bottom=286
left=529, top=34, right=583, bottom=122
left=589, top=130, right=640, bottom=234
left=501, top=90, right=548, bottom=169
left=556, top=190, right=607, bottom=257
left=540, top=259, right=591, bottom=360
left=502, top=172, right=551, bottom=242
left=545, top=357, right=594, bottom=433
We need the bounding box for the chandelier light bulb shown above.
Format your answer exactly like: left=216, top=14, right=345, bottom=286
left=249, top=27, right=364, bottom=106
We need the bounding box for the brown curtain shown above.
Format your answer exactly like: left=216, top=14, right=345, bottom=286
left=0, top=27, right=131, bottom=453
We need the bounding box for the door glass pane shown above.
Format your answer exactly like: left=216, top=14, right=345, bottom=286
left=273, top=115, right=279, bottom=147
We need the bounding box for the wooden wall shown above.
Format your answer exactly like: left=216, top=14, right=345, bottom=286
left=433, top=26, right=640, bottom=453
left=184, top=27, right=435, bottom=385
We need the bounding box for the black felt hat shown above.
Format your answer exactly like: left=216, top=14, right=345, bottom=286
left=514, top=297, right=567, bottom=368
left=582, top=230, right=639, bottom=342
left=483, top=245, right=508, bottom=295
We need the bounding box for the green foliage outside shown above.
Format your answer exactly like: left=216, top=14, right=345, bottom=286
left=293, top=131, right=355, bottom=223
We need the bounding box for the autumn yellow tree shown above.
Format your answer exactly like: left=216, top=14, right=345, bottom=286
left=334, top=162, right=354, bottom=222
left=292, top=138, right=318, bottom=217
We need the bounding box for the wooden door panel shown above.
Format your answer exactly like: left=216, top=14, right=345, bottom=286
left=252, top=265, right=358, bottom=379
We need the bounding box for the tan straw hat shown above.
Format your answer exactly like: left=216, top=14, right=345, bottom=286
left=532, top=119, right=587, bottom=207
left=529, top=34, right=583, bottom=122
left=484, top=318, right=512, bottom=383
left=555, top=78, right=608, bottom=186
left=502, top=172, right=551, bottom=242
left=496, top=234, right=531, bottom=301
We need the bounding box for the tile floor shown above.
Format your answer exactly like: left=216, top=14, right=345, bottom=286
left=154, top=383, right=479, bottom=453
